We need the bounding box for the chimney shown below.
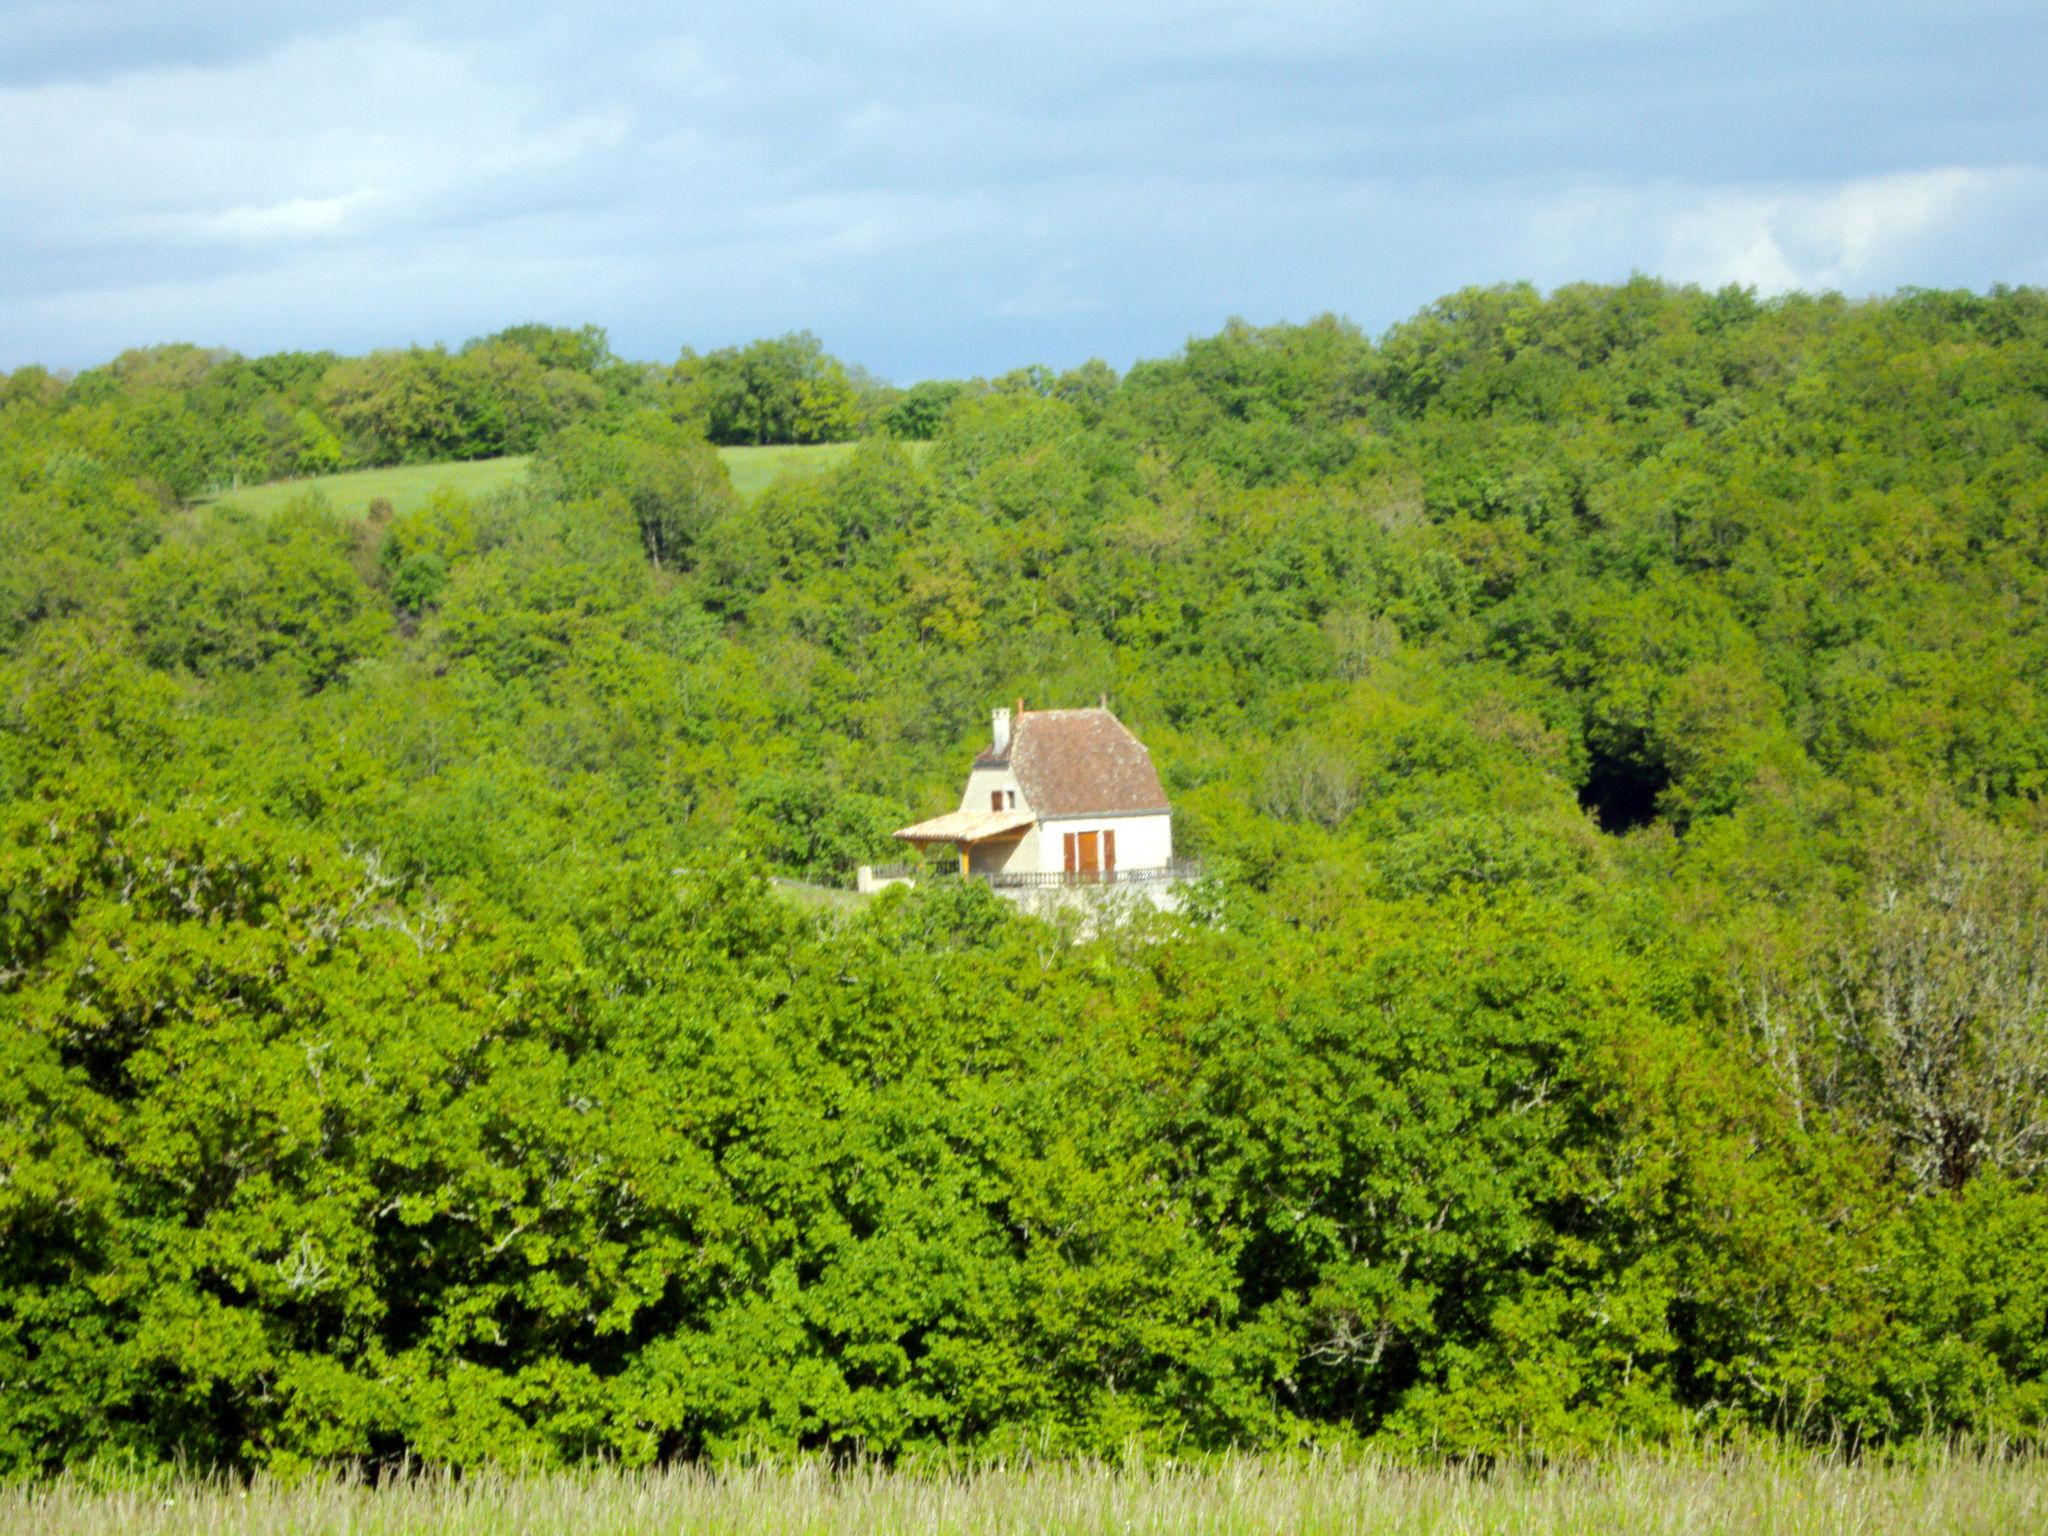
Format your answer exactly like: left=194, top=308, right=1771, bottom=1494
left=991, top=707, right=1012, bottom=756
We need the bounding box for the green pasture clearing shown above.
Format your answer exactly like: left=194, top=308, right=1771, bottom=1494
left=198, top=441, right=910, bottom=521
left=719, top=441, right=865, bottom=501
left=714, top=440, right=925, bottom=499
left=199, top=457, right=533, bottom=521
left=8, top=1453, right=2042, bottom=1536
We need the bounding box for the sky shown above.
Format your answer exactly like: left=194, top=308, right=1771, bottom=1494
left=2, top=1, right=2044, bottom=380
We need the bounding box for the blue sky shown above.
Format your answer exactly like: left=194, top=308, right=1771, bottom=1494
left=2, top=1, right=2043, bottom=379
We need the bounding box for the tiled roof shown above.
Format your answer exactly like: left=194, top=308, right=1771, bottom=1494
left=893, top=807, right=1036, bottom=843
left=1003, top=708, right=1169, bottom=817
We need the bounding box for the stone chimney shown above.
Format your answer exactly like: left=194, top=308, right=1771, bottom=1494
left=991, top=707, right=1012, bottom=756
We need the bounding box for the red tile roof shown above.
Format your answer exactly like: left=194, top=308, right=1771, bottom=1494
left=979, top=707, right=1169, bottom=817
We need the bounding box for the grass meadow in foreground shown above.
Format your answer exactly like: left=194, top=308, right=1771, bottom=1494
left=6, top=1452, right=2044, bottom=1536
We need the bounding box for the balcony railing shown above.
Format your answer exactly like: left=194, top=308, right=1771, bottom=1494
left=863, top=860, right=946, bottom=883
left=985, top=860, right=1205, bottom=890
left=860, top=859, right=1205, bottom=891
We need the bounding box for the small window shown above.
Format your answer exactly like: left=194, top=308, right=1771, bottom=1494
left=991, top=790, right=1003, bottom=812
left=1005, top=790, right=1017, bottom=809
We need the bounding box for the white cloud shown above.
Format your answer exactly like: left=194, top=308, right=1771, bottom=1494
left=1522, top=166, right=2048, bottom=295
left=153, top=190, right=390, bottom=246
left=2, top=4, right=2044, bottom=374
left=0, top=18, right=636, bottom=260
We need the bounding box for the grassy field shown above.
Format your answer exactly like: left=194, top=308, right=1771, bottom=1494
left=197, top=457, right=534, bottom=521
left=4, top=1453, right=2043, bottom=1535
left=197, top=441, right=891, bottom=521
left=720, top=441, right=868, bottom=501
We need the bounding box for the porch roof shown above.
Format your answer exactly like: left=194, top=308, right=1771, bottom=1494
left=892, top=808, right=1036, bottom=845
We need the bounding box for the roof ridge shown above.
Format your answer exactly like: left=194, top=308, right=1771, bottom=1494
left=1008, top=707, right=1167, bottom=816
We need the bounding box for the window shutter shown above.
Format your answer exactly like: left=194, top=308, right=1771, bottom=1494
left=1103, top=827, right=1116, bottom=871
left=991, top=790, right=1003, bottom=812
left=1063, top=833, right=1076, bottom=874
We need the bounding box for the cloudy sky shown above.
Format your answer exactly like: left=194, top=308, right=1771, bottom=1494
left=3, top=1, right=2043, bottom=379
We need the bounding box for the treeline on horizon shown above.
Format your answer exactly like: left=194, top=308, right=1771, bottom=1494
left=0, top=322, right=1021, bottom=500
left=2, top=279, right=2047, bottom=1475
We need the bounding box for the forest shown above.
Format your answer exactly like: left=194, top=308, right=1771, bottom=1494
left=2, top=280, right=2046, bottom=1476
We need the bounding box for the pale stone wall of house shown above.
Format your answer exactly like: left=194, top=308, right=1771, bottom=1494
left=958, top=765, right=1027, bottom=816
left=967, top=837, right=1031, bottom=875
left=1116, top=812, right=1175, bottom=870
left=957, top=765, right=1036, bottom=874
left=1005, top=821, right=1044, bottom=874
left=1032, top=812, right=1173, bottom=875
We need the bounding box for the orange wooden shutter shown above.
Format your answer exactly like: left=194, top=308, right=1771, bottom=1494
left=1103, top=828, right=1116, bottom=871
left=1063, top=833, right=1076, bottom=873
left=991, top=790, right=1003, bottom=811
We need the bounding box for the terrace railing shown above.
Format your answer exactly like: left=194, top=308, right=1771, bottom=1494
left=862, top=860, right=950, bottom=883
left=982, top=859, right=1205, bottom=890
left=858, top=859, right=1207, bottom=892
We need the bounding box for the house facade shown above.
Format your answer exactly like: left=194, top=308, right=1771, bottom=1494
left=876, top=702, right=1186, bottom=895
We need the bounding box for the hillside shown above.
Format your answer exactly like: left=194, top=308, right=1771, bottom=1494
left=1, top=281, right=2046, bottom=1474
left=192, top=443, right=879, bottom=522
left=196, top=455, right=536, bottom=519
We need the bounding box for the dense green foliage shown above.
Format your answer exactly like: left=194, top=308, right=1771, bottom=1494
left=2, top=280, right=2046, bottom=1475
left=671, top=332, right=891, bottom=448
left=0, top=326, right=905, bottom=502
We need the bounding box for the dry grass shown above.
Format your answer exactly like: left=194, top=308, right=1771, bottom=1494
left=5, top=1451, right=2043, bottom=1536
